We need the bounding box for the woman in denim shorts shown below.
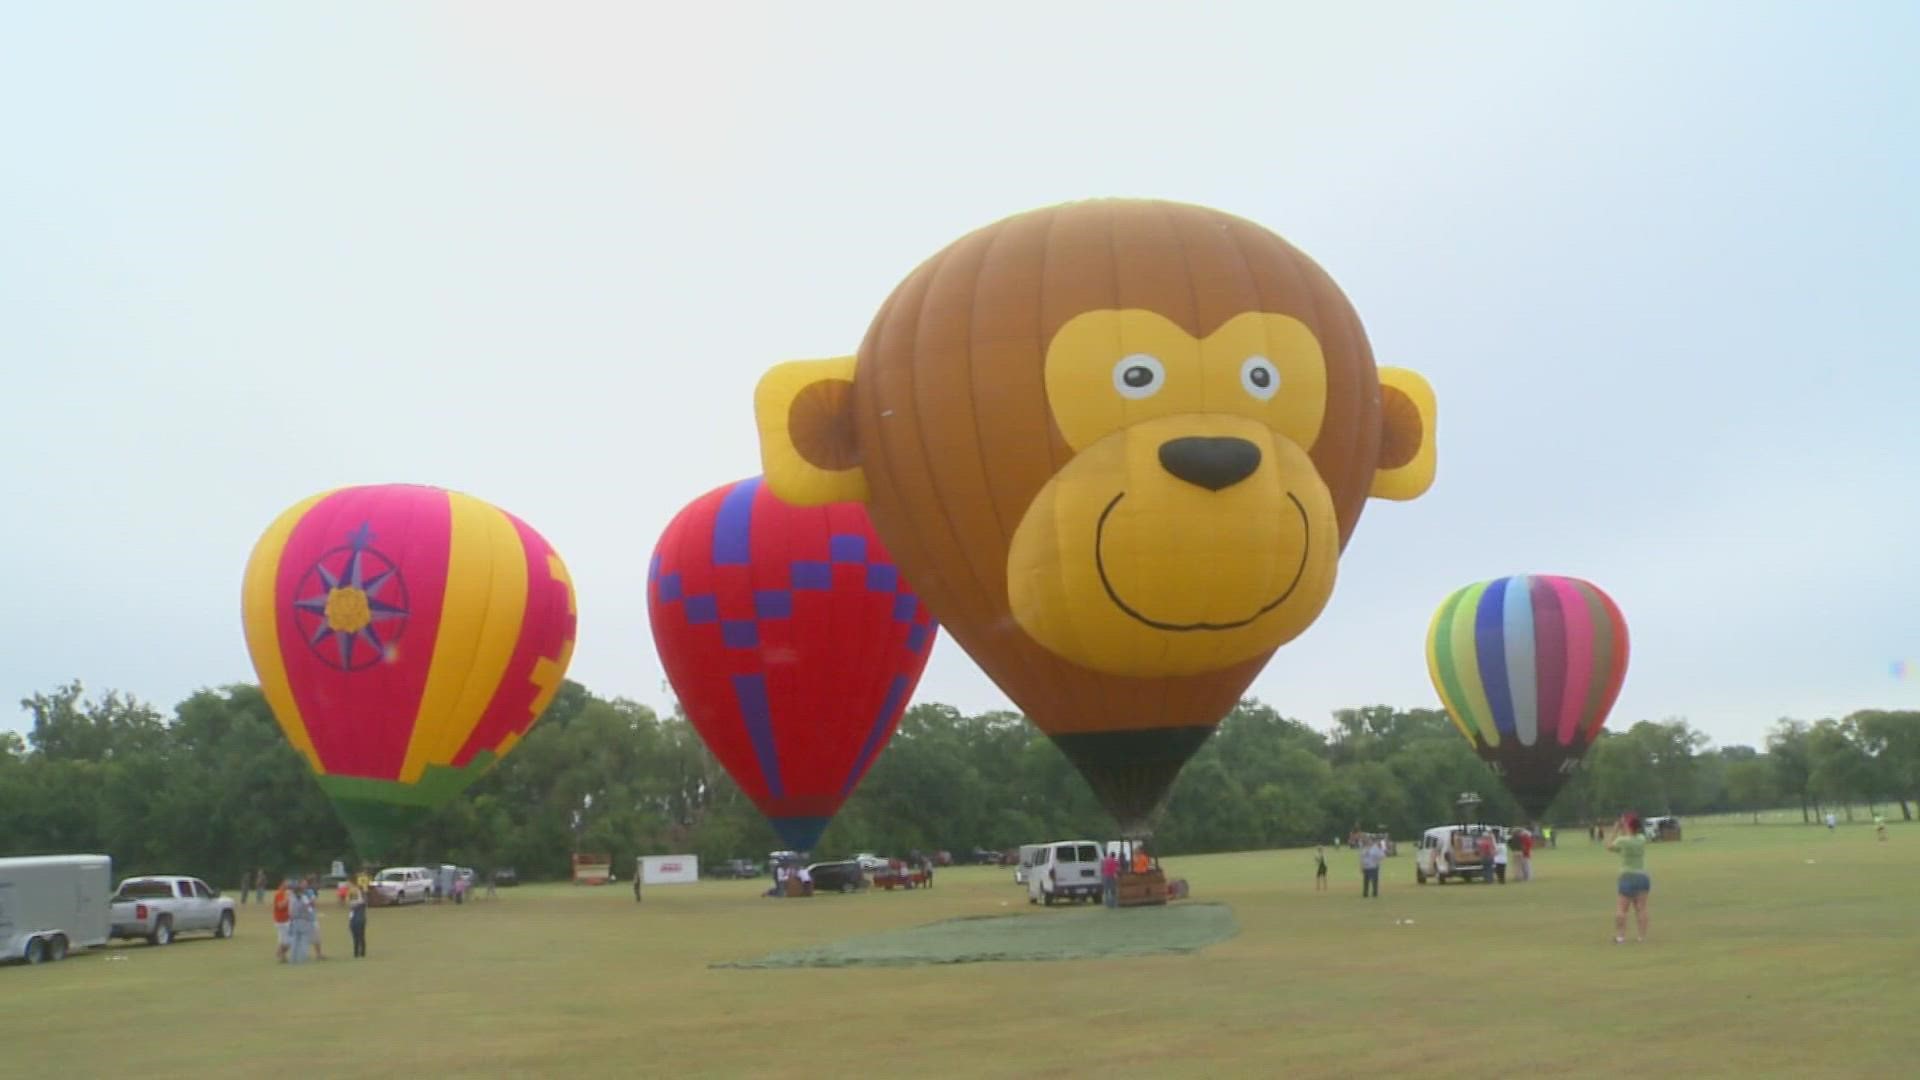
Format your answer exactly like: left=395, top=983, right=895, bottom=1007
left=1607, top=812, right=1651, bottom=943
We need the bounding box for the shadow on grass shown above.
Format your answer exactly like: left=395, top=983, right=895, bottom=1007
left=713, top=902, right=1239, bottom=970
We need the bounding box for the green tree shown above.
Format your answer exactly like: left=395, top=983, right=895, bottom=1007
left=1724, top=758, right=1781, bottom=823
left=1767, top=720, right=1816, bottom=822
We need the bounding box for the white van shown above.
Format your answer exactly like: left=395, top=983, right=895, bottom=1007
left=1026, top=840, right=1104, bottom=905
left=0, top=854, right=113, bottom=964
left=1415, top=824, right=1506, bottom=884
left=372, top=866, right=434, bottom=904
left=1013, top=844, right=1046, bottom=886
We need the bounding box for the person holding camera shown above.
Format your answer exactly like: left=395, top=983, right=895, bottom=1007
left=1607, top=812, right=1652, bottom=943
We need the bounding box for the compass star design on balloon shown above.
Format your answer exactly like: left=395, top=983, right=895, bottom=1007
left=292, top=521, right=410, bottom=671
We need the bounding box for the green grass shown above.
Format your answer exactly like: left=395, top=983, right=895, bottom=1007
left=4, top=822, right=1916, bottom=1077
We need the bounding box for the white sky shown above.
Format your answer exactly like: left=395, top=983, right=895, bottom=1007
left=3, top=1, right=1917, bottom=749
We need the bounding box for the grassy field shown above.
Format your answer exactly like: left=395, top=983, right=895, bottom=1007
left=5, top=821, right=1915, bottom=1078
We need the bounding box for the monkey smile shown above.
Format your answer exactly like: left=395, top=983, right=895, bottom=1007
left=1093, top=491, right=1312, bottom=632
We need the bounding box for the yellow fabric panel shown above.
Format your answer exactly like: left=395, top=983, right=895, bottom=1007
left=400, top=493, right=528, bottom=783
left=240, top=490, right=334, bottom=772
left=1369, top=366, right=1438, bottom=501
left=754, top=356, right=868, bottom=505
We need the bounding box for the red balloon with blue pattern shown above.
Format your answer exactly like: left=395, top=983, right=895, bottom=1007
left=648, top=476, right=939, bottom=852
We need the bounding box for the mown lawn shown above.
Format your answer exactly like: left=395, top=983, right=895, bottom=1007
left=4, top=820, right=1914, bottom=1077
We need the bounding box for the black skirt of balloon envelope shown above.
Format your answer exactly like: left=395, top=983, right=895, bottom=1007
left=1426, top=574, right=1630, bottom=821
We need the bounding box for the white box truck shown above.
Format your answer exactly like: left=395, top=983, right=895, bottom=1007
left=0, top=854, right=113, bottom=965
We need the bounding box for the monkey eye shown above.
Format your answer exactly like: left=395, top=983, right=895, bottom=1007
left=1241, top=356, right=1280, bottom=401
left=1112, top=354, right=1165, bottom=399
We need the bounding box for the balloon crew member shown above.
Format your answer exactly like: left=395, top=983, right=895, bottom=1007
left=1517, top=829, right=1534, bottom=882
left=1493, top=833, right=1508, bottom=883
left=1101, top=850, right=1120, bottom=908
left=346, top=879, right=368, bottom=957
left=1607, top=813, right=1652, bottom=943
left=1313, top=847, right=1328, bottom=892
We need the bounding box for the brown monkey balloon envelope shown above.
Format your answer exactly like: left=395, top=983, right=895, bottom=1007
left=755, top=199, right=1437, bottom=834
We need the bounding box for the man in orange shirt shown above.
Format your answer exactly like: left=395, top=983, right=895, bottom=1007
left=272, top=877, right=292, bottom=963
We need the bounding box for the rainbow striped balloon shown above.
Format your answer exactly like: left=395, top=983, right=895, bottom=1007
left=1426, top=574, right=1628, bottom=819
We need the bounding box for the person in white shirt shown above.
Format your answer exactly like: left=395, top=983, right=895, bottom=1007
left=1358, top=839, right=1385, bottom=898
left=1493, top=834, right=1509, bottom=883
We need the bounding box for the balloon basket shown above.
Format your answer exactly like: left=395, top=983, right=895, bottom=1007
left=1115, top=869, right=1169, bottom=908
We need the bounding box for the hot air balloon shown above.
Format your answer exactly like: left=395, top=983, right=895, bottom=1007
left=750, top=198, right=1438, bottom=835
left=648, top=476, right=938, bottom=853
left=241, top=484, right=577, bottom=858
left=1426, top=574, right=1629, bottom=820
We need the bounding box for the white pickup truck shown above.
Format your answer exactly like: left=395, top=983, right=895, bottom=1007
left=109, top=876, right=236, bottom=946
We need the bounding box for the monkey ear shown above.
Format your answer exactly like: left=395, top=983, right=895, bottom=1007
left=1369, top=366, right=1436, bottom=501
left=754, top=357, right=870, bottom=505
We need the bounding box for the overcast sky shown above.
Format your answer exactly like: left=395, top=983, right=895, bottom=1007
left=4, top=2, right=1915, bottom=751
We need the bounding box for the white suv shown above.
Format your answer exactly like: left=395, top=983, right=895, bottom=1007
left=372, top=867, right=433, bottom=904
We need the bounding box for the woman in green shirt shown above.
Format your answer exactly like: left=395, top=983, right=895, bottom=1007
left=1606, top=812, right=1651, bottom=943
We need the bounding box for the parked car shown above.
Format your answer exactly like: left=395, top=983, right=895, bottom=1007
left=1027, top=840, right=1104, bottom=905
left=1645, top=816, right=1683, bottom=841
left=806, top=860, right=868, bottom=893
left=967, top=848, right=1002, bottom=865
left=491, top=867, right=519, bottom=887
left=109, top=875, right=236, bottom=945
left=1414, top=824, right=1507, bottom=884
left=710, top=859, right=761, bottom=879
left=372, top=867, right=434, bottom=904
left=1, top=854, right=112, bottom=965
left=853, top=852, right=888, bottom=872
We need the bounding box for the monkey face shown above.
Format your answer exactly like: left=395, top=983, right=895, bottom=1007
left=1006, top=309, right=1341, bottom=676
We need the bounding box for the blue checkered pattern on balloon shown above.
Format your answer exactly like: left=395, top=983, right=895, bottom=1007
left=650, top=532, right=937, bottom=659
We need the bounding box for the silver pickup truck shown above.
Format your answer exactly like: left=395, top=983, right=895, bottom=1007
left=109, top=876, right=236, bottom=946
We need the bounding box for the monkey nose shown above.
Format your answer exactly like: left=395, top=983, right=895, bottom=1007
left=1157, top=436, right=1262, bottom=491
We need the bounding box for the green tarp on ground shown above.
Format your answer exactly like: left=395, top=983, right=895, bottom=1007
left=715, top=902, right=1238, bottom=969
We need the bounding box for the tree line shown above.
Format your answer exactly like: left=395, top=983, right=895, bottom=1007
left=4, top=679, right=1915, bottom=887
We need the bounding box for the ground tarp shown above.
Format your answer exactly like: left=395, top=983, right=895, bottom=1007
left=714, top=902, right=1238, bottom=969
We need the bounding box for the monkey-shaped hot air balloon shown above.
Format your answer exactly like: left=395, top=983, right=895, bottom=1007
left=1426, top=574, right=1629, bottom=820
left=751, top=198, right=1438, bottom=835
left=241, top=484, right=577, bottom=858
left=648, top=476, right=938, bottom=853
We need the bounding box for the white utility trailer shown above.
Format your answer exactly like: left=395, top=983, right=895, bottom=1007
left=0, top=854, right=113, bottom=965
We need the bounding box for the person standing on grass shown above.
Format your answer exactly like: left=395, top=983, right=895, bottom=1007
left=1607, top=812, right=1652, bottom=943
left=1313, top=847, right=1328, bottom=892
left=1493, top=833, right=1509, bottom=883
left=287, top=879, right=316, bottom=963
left=1101, top=850, right=1120, bottom=907
left=1516, top=828, right=1534, bottom=882
left=272, top=877, right=292, bottom=962
left=1359, top=837, right=1383, bottom=898
left=304, top=876, right=327, bottom=960
left=346, top=879, right=368, bottom=958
